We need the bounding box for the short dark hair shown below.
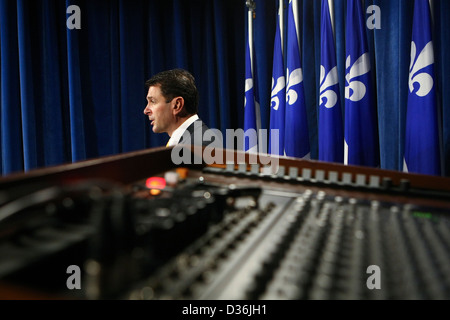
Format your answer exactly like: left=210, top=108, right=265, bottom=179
left=145, top=68, right=199, bottom=116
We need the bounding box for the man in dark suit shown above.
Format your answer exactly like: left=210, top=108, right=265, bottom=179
left=143, top=68, right=221, bottom=148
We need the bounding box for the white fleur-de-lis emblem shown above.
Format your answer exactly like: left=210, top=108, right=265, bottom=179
left=409, top=41, right=434, bottom=97
left=244, top=78, right=253, bottom=106
left=319, top=65, right=339, bottom=109
left=345, top=53, right=370, bottom=102
left=271, top=76, right=285, bottom=111
left=286, top=68, right=303, bottom=105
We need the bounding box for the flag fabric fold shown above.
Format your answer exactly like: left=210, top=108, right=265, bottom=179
left=318, top=0, right=343, bottom=163
left=284, top=0, right=310, bottom=159
left=244, top=6, right=260, bottom=153
left=269, top=0, right=285, bottom=156
left=344, top=0, right=379, bottom=167
left=404, top=0, right=441, bottom=176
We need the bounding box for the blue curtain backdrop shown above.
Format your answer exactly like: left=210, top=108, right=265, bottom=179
left=1, top=0, right=450, bottom=177
left=0, top=0, right=247, bottom=175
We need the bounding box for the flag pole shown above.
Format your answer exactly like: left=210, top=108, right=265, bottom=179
left=328, top=0, right=335, bottom=37
left=279, top=0, right=284, bottom=50
left=246, top=0, right=256, bottom=13
left=269, top=0, right=287, bottom=155
left=244, top=0, right=262, bottom=153
left=246, top=0, right=256, bottom=76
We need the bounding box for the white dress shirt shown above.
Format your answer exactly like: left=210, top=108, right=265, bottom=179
left=166, top=114, right=199, bottom=147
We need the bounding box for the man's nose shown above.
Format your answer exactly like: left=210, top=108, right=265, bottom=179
left=143, top=105, right=151, bottom=115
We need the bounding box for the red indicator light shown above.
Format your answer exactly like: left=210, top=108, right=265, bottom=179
left=145, top=177, right=167, bottom=190
left=150, top=189, right=162, bottom=196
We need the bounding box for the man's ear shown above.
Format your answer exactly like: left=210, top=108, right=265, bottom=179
left=172, top=97, right=185, bottom=116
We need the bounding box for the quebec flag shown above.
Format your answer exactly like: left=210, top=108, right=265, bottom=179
left=404, top=0, right=441, bottom=176
left=284, top=0, right=310, bottom=159
left=344, top=0, right=379, bottom=167
left=244, top=7, right=260, bottom=153
left=269, top=0, right=285, bottom=156
left=319, top=0, right=343, bottom=163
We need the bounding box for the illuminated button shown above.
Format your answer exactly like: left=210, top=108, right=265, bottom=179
left=146, top=177, right=166, bottom=195
left=150, top=189, right=162, bottom=196
left=176, top=168, right=189, bottom=180
left=164, top=171, right=179, bottom=185
left=145, top=177, right=166, bottom=189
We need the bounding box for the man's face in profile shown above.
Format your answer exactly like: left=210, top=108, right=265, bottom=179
left=143, top=85, right=174, bottom=134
